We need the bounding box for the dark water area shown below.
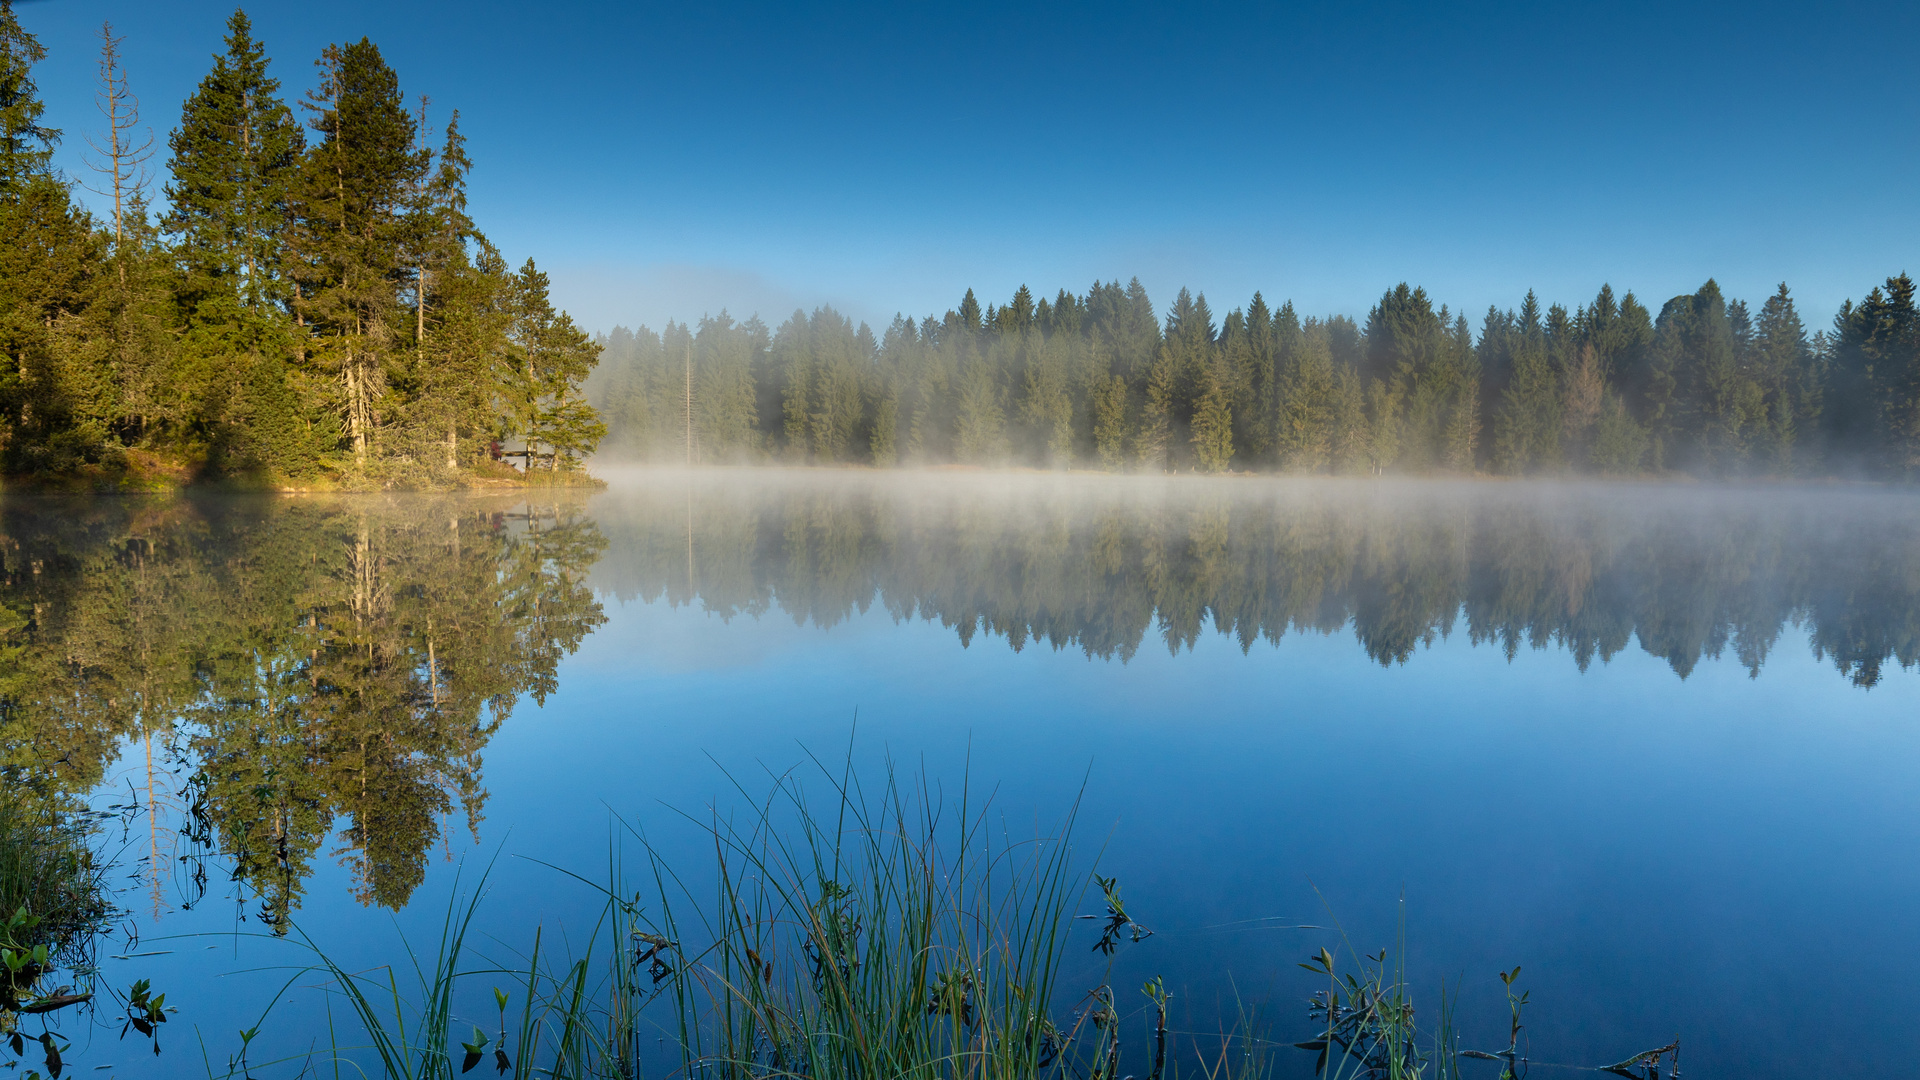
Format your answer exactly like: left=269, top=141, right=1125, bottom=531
left=4, top=470, right=1919, bottom=1077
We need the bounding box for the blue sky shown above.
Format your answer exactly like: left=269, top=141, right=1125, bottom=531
left=21, top=0, right=1920, bottom=335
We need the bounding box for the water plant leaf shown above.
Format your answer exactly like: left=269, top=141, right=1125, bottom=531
left=460, top=1025, right=489, bottom=1071
left=1298, top=947, right=1335, bottom=974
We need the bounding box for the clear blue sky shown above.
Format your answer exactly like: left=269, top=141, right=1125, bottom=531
left=20, top=0, right=1920, bottom=335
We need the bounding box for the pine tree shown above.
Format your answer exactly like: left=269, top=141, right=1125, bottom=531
left=1651, top=281, right=1759, bottom=474
left=287, top=38, right=428, bottom=470
left=0, top=0, right=56, bottom=196
left=1275, top=314, right=1336, bottom=471
left=166, top=10, right=303, bottom=322
left=1492, top=294, right=1560, bottom=472
left=1189, top=360, right=1233, bottom=471
left=1751, top=283, right=1817, bottom=471
left=1440, top=313, right=1480, bottom=470
left=504, top=258, right=602, bottom=469
left=1091, top=370, right=1128, bottom=468
left=1827, top=275, right=1919, bottom=473
left=1560, top=344, right=1605, bottom=467
left=0, top=4, right=98, bottom=471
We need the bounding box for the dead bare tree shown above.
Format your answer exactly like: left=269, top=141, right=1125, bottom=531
left=83, top=21, right=154, bottom=248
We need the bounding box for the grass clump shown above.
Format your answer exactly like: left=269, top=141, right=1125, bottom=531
left=0, top=795, right=113, bottom=1015
left=219, top=753, right=1682, bottom=1080
left=225, top=754, right=1131, bottom=1080
left=635, top=754, right=1087, bottom=1080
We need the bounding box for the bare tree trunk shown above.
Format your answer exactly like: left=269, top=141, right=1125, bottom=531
left=87, top=22, right=153, bottom=247
left=88, top=18, right=155, bottom=428
left=347, top=345, right=367, bottom=466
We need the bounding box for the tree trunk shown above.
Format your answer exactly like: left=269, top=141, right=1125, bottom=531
left=347, top=351, right=367, bottom=465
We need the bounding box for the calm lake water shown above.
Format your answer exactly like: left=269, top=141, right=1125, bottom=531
left=10, top=469, right=1920, bottom=1077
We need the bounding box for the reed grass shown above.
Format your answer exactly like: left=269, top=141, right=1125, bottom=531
left=220, top=753, right=1680, bottom=1080
left=629, top=751, right=1087, bottom=1080
left=0, top=796, right=112, bottom=963
left=0, top=793, right=113, bottom=1018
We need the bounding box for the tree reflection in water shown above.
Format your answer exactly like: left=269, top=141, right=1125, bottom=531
left=591, top=472, right=1920, bottom=684
left=5, top=474, right=1916, bottom=926
left=0, top=495, right=606, bottom=928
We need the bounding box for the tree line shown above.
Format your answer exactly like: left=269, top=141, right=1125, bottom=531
left=0, top=4, right=602, bottom=485
left=590, top=274, right=1920, bottom=477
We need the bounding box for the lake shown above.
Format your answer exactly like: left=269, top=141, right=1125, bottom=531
left=7, top=469, right=1919, bottom=1078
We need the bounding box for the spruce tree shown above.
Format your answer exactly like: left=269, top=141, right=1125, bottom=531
left=166, top=9, right=304, bottom=314
left=0, top=0, right=55, bottom=196
left=1827, top=274, right=1919, bottom=473
left=287, top=38, right=428, bottom=469
left=0, top=4, right=99, bottom=471
left=1492, top=294, right=1560, bottom=472
left=1190, top=361, right=1233, bottom=471
left=1752, top=283, right=1817, bottom=471
left=504, top=258, right=602, bottom=469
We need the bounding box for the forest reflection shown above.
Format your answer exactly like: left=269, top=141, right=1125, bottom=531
left=0, top=495, right=605, bottom=926
left=5, top=475, right=1915, bottom=929
left=592, top=471, right=1920, bottom=686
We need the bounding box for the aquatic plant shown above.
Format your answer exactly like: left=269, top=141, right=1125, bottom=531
left=628, top=752, right=1092, bottom=1080
left=0, top=791, right=177, bottom=1077
left=216, top=754, right=1148, bottom=1080
left=0, top=795, right=113, bottom=982
left=212, top=754, right=1683, bottom=1080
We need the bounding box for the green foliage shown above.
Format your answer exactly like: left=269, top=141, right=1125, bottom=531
left=0, top=1, right=55, bottom=195
left=165, top=9, right=304, bottom=312
left=0, top=800, right=110, bottom=990
left=0, top=11, right=601, bottom=487
left=498, top=259, right=602, bottom=471
left=583, top=267, right=1919, bottom=479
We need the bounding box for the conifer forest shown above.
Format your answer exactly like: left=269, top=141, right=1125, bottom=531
left=0, top=5, right=601, bottom=486
left=3, top=0, right=1919, bottom=483
left=591, top=275, right=1920, bottom=477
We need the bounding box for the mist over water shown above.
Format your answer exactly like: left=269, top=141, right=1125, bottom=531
left=591, top=467, right=1920, bottom=684
left=8, top=471, right=1919, bottom=1078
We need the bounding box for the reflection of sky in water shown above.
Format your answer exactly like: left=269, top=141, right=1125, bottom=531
left=67, top=476, right=1920, bottom=1078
